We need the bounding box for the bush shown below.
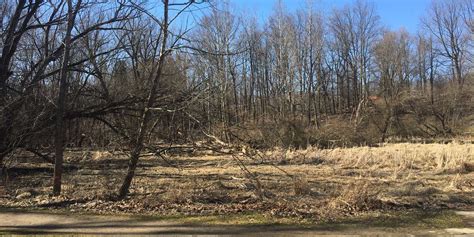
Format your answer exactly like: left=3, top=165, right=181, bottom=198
left=307, top=116, right=378, bottom=148
left=229, top=117, right=379, bottom=149
left=293, top=177, right=311, bottom=196
left=327, top=181, right=382, bottom=214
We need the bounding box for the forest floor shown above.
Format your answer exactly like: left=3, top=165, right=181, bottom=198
left=0, top=142, right=473, bottom=234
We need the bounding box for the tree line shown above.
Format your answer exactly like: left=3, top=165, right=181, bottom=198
left=0, top=0, right=473, bottom=197
left=190, top=0, right=473, bottom=147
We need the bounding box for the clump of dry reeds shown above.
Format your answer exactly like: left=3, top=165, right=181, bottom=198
left=264, top=143, right=474, bottom=173
left=326, top=181, right=382, bottom=215
left=91, top=151, right=113, bottom=160
left=293, top=177, right=311, bottom=196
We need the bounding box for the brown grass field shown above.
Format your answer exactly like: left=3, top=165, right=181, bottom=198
left=1, top=142, right=473, bottom=223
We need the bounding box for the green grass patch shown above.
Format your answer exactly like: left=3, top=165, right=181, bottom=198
left=0, top=207, right=467, bottom=230
left=318, top=210, right=466, bottom=230
left=173, top=212, right=312, bottom=226
left=136, top=209, right=466, bottom=230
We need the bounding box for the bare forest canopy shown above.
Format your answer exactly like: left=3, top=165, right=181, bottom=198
left=0, top=0, right=473, bottom=197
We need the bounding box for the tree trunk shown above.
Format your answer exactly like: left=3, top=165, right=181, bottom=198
left=53, top=0, right=79, bottom=196
left=118, top=0, right=170, bottom=199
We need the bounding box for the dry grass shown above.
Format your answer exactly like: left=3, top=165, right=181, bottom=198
left=326, top=181, right=382, bottom=215
left=1, top=143, right=473, bottom=220
left=91, top=151, right=113, bottom=161
left=265, top=142, right=473, bottom=174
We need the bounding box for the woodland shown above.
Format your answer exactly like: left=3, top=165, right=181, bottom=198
left=0, top=0, right=473, bottom=223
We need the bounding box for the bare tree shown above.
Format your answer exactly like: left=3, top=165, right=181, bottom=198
left=0, top=0, right=43, bottom=165
left=0, top=0, right=134, bottom=185
left=423, top=0, right=470, bottom=89
left=267, top=2, right=298, bottom=118
left=295, top=1, right=325, bottom=126
left=416, top=33, right=437, bottom=104
left=53, top=0, right=82, bottom=196
left=1, top=0, right=473, bottom=196
left=192, top=2, right=241, bottom=131
left=118, top=0, right=207, bottom=198
left=373, top=30, right=412, bottom=142
left=463, top=0, right=474, bottom=34
left=329, top=0, right=380, bottom=111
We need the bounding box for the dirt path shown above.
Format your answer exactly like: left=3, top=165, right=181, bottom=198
left=0, top=210, right=473, bottom=236
left=445, top=211, right=474, bottom=235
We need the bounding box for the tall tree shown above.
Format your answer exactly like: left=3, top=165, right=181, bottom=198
left=374, top=30, right=413, bottom=142
left=416, top=33, right=437, bottom=104
left=295, top=2, right=325, bottom=125
left=53, top=0, right=82, bottom=196
left=423, top=0, right=470, bottom=89
left=118, top=0, right=206, bottom=198
left=0, top=0, right=43, bottom=165
left=329, top=0, right=380, bottom=111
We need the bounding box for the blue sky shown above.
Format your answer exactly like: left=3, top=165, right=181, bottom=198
left=227, top=0, right=432, bottom=33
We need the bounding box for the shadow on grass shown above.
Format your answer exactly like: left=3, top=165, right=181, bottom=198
left=0, top=208, right=466, bottom=235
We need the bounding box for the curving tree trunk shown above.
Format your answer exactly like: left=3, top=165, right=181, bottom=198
left=118, top=0, right=170, bottom=199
